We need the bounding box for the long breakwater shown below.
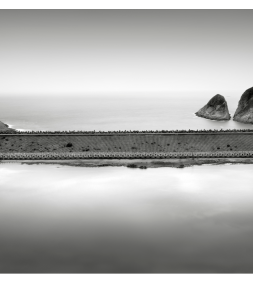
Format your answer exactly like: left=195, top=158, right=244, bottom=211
left=0, top=130, right=253, bottom=160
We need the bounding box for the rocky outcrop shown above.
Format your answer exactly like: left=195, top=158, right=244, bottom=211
left=233, top=87, right=253, bottom=124
left=0, top=121, right=16, bottom=132
left=195, top=94, right=230, bottom=121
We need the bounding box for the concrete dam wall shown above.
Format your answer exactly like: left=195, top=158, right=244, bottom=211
left=0, top=130, right=253, bottom=160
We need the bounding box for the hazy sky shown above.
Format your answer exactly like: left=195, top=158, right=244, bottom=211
left=0, top=10, right=253, bottom=95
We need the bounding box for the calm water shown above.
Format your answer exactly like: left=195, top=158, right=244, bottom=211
left=0, top=92, right=252, bottom=131
left=0, top=92, right=253, bottom=273
left=1, top=164, right=253, bottom=273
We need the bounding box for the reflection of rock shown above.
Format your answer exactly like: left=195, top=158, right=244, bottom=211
left=195, top=94, right=230, bottom=121
left=233, top=87, right=253, bottom=124
left=0, top=121, right=16, bottom=132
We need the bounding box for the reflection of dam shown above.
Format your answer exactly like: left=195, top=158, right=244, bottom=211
left=0, top=131, right=253, bottom=159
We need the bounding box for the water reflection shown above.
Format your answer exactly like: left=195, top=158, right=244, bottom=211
left=0, top=164, right=253, bottom=272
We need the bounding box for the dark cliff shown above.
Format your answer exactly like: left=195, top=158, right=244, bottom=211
left=233, top=87, right=253, bottom=124
left=195, top=94, right=230, bottom=121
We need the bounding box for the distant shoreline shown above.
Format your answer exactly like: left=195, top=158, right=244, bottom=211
left=2, top=158, right=253, bottom=169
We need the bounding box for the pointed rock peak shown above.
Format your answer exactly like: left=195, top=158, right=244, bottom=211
left=233, top=87, right=253, bottom=124
left=195, top=94, right=230, bottom=121
left=208, top=94, right=226, bottom=105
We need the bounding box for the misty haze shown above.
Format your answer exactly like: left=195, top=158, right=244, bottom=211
left=1, top=9, right=253, bottom=273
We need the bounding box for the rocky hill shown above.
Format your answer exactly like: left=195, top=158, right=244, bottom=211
left=0, top=121, right=16, bottom=132
left=195, top=94, right=230, bottom=121
left=233, top=87, right=253, bottom=124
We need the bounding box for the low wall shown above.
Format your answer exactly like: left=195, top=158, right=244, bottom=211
left=0, top=151, right=253, bottom=160
left=1, top=129, right=253, bottom=135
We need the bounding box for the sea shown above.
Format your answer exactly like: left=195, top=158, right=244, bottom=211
left=0, top=92, right=253, bottom=273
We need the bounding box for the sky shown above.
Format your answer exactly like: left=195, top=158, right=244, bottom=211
left=0, top=10, right=253, bottom=95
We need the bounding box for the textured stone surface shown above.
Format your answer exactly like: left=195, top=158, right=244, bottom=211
left=234, top=87, right=253, bottom=124
left=0, top=132, right=252, bottom=153
left=195, top=94, right=230, bottom=121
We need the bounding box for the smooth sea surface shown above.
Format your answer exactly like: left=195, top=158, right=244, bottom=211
left=0, top=92, right=253, bottom=273
left=0, top=92, right=252, bottom=131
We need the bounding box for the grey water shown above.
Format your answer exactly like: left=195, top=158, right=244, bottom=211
left=1, top=164, right=253, bottom=273
left=0, top=92, right=253, bottom=273
left=0, top=92, right=252, bottom=131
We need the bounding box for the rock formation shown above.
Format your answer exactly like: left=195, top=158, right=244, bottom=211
left=195, top=94, right=230, bottom=121
left=0, top=121, right=16, bottom=132
left=233, top=87, right=253, bottom=124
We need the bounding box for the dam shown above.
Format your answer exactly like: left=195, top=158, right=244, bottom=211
left=0, top=130, right=253, bottom=160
